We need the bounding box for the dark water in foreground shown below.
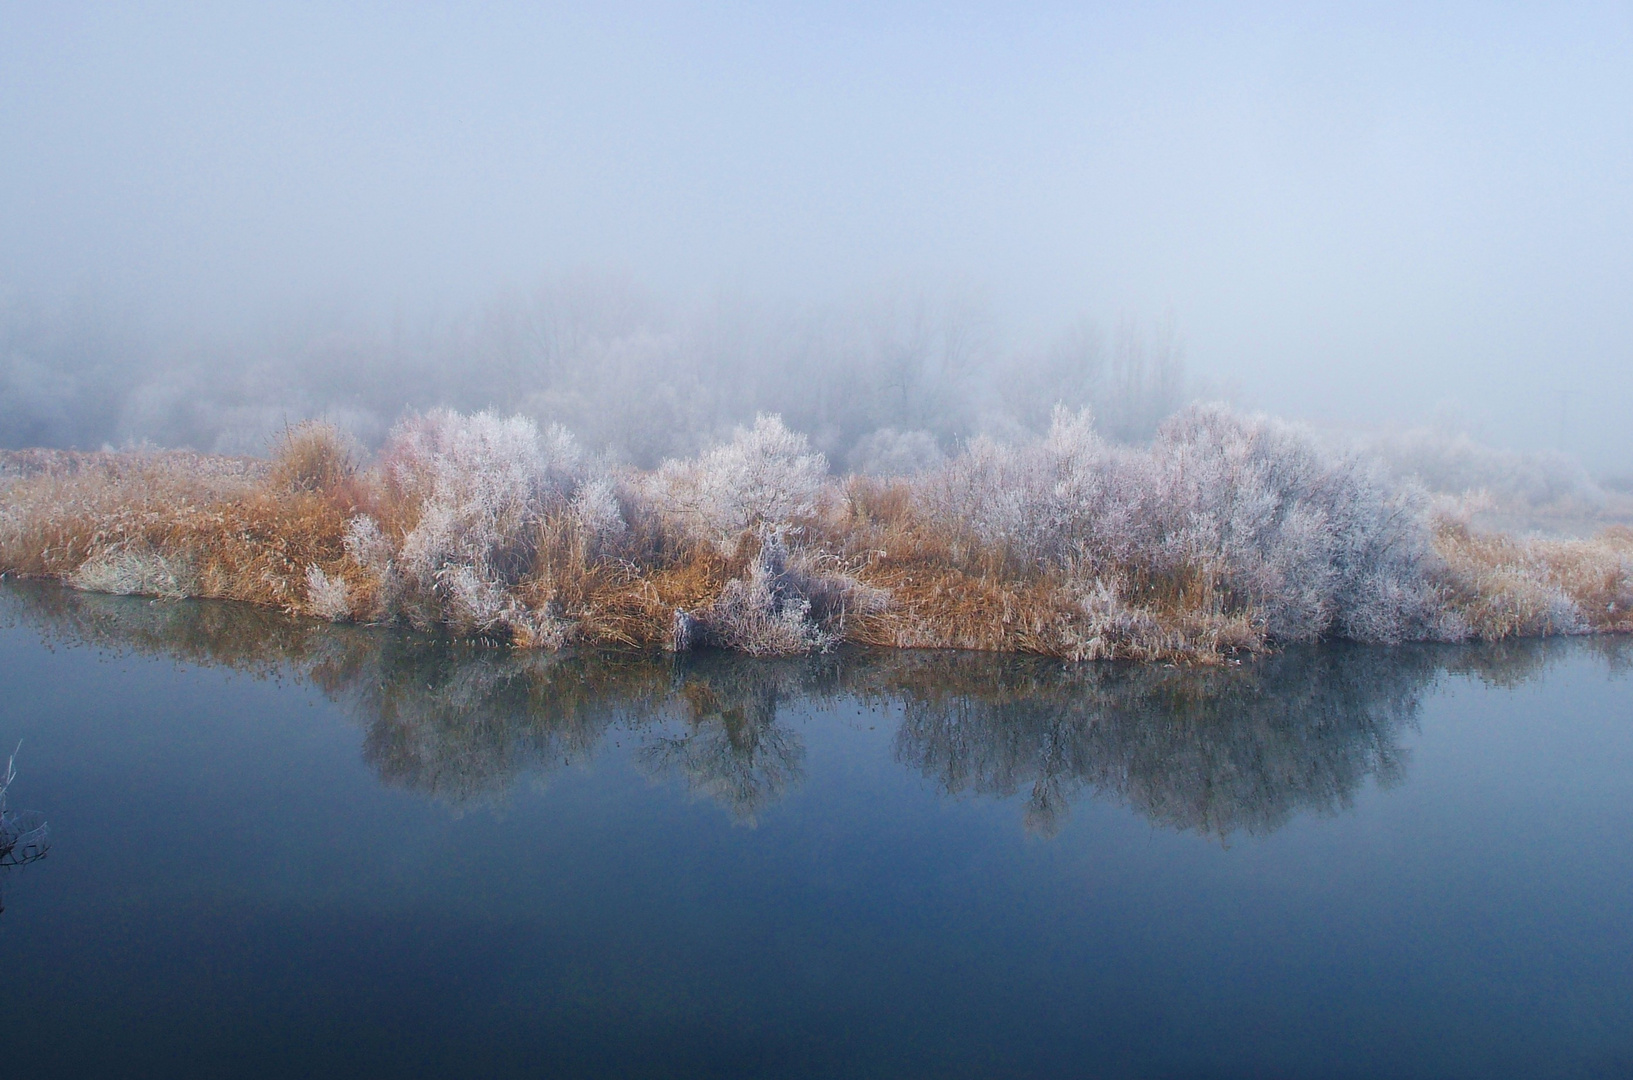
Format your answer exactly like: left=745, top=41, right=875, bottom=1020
left=0, top=582, right=1630, bottom=1079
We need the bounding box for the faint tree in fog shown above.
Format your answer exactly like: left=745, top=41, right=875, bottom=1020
left=1, top=284, right=1194, bottom=467
left=999, top=316, right=1185, bottom=444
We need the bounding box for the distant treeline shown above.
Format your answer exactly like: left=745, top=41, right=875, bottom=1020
left=0, top=284, right=1183, bottom=470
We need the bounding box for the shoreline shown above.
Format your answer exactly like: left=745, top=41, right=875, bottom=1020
left=3, top=407, right=1630, bottom=663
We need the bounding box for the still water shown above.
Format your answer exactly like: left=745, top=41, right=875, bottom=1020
left=0, top=581, right=1630, bottom=1079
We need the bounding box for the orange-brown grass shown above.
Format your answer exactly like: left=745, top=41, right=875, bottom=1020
left=835, top=477, right=1054, bottom=652
left=173, top=489, right=353, bottom=608
left=268, top=421, right=358, bottom=495
left=836, top=477, right=1263, bottom=662
left=0, top=450, right=260, bottom=579
left=1433, top=517, right=1633, bottom=639
left=0, top=444, right=360, bottom=618
left=519, top=511, right=745, bottom=649
left=1528, top=526, right=1633, bottom=632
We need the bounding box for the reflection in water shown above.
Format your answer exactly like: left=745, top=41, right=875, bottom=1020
left=637, top=661, right=809, bottom=823
left=883, top=650, right=1425, bottom=836
left=4, top=581, right=1622, bottom=837
left=327, top=642, right=667, bottom=803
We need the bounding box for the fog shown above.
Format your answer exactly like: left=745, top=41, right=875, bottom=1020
left=4, top=3, right=1631, bottom=471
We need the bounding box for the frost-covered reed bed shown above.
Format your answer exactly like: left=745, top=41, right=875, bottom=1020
left=3, top=406, right=1630, bottom=661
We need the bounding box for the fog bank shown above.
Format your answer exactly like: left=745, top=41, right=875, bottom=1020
left=4, top=4, right=1631, bottom=467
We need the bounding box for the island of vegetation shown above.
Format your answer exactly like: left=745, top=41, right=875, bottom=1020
left=2, top=405, right=1629, bottom=662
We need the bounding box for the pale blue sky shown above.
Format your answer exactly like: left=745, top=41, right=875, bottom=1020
left=4, top=2, right=1631, bottom=462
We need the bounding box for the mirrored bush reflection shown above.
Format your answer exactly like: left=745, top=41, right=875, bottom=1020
left=880, top=649, right=1426, bottom=837
left=5, top=581, right=1623, bottom=836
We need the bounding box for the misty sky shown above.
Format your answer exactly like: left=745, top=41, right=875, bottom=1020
left=3, top=3, right=1631, bottom=466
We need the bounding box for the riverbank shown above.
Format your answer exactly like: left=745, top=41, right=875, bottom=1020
left=3, top=406, right=1629, bottom=661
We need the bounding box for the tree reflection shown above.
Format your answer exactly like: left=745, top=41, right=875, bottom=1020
left=874, top=649, right=1430, bottom=837
left=321, top=640, right=672, bottom=802
left=6, top=580, right=1623, bottom=836
left=635, top=657, right=819, bottom=824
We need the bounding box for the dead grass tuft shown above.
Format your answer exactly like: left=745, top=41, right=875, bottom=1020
left=269, top=421, right=358, bottom=495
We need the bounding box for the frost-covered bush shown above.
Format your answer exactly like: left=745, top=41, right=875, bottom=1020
left=679, top=530, right=886, bottom=655
left=921, top=405, right=1149, bottom=568
left=645, top=415, right=829, bottom=548
left=305, top=565, right=352, bottom=621
left=344, top=514, right=393, bottom=582
left=569, top=477, right=626, bottom=555
left=699, top=566, right=830, bottom=657
left=1149, top=407, right=1442, bottom=643
left=385, top=408, right=581, bottom=518
left=381, top=409, right=587, bottom=636
left=919, top=404, right=1444, bottom=645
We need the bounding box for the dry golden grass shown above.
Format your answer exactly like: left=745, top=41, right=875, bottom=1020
left=833, top=476, right=1263, bottom=662
left=0, top=447, right=357, bottom=617
left=268, top=421, right=358, bottom=495
left=1, top=451, right=257, bottom=577
left=518, top=511, right=742, bottom=649
left=1432, top=517, right=1633, bottom=639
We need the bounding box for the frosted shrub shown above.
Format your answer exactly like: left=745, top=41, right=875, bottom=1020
left=705, top=570, right=829, bottom=656
left=70, top=543, right=197, bottom=599
left=679, top=530, right=886, bottom=655
left=647, top=414, right=829, bottom=548
left=438, top=564, right=510, bottom=631
left=338, top=514, right=397, bottom=620
left=921, top=434, right=1037, bottom=556
left=917, top=404, right=1443, bottom=646
left=1148, top=407, right=1442, bottom=643
left=689, top=532, right=830, bottom=655
left=382, top=409, right=584, bottom=635
left=921, top=406, right=1146, bottom=568
left=385, top=409, right=579, bottom=519
left=305, top=565, right=352, bottom=621
left=569, top=477, right=626, bottom=554
left=344, top=514, right=394, bottom=575
left=1153, top=409, right=1347, bottom=638
left=1039, top=408, right=1158, bottom=570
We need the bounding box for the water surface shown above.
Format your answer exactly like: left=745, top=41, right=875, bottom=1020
left=1, top=582, right=1630, bottom=1079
